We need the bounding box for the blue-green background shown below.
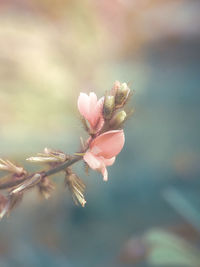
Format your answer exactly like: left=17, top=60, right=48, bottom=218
left=0, top=1, right=200, bottom=266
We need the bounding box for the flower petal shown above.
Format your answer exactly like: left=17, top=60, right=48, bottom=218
left=93, top=96, right=105, bottom=131
left=102, top=157, right=116, bottom=166
left=89, top=94, right=103, bottom=128
left=89, top=92, right=98, bottom=113
left=101, top=165, right=108, bottom=181
left=90, top=130, right=125, bottom=159
left=78, top=93, right=90, bottom=119
left=95, top=97, right=104, bottom=116
left=84, top=152, right=109, bottom=181
left=83, top=151, right=102, bottom=170
left=78, top=92, right=104, bottom=132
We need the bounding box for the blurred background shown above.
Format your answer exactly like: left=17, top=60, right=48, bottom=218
left=0, top=0, right=200, bottom=266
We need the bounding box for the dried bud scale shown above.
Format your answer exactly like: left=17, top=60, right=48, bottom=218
left=0, top=200, right=9, bottom=220
left=65, top=168, right=86, bottom=207
left=44, top=148, right=69, bottom=162
left=0, top=159, right=26, bottom=176
left=0, top=80, right=133, bottom=219
left=7, top=193, right=23, bottom=213
left=10, top=173, right=42, bottom=195
left=0, top=193, right=23, bottom=219
left=38, top=177, right=55, bottom=199
left=27, top=148, right=68, bottom=164
left=0, top=194, right=8, bottom=219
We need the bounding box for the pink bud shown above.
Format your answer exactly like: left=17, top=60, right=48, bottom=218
left=78, top=92, right=104, bottom=134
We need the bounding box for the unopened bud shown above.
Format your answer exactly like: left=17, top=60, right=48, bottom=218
left=103, top=95, right=115, bottom=120
left=115, top=83, right=130, bottom=107
left=110, top=110, right=127, bottom=129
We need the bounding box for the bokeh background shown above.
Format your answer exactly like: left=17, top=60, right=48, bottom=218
left=0, top=0, right=200, bottom=266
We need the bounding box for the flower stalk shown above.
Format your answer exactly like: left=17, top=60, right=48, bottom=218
left=0, top=81, right=134, bottom=219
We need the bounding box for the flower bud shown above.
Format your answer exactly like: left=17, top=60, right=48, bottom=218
left=110, top=110, right=127, bottom=129
left=103, top=95, right=115, bottom=120
left=115, top=83, right=130, bottom=107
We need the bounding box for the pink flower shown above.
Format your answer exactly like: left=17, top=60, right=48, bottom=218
left=84, top=130, right=125, bottom=181
left=78, top=92, right=104, bottom=133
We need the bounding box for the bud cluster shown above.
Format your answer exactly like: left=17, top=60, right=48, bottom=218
left=103, top=81, right=131, bottom=130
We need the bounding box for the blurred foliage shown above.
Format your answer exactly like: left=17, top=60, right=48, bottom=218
left=120, top=229, right=200, bottom=266
left=146, top=230, right=200, bottom=266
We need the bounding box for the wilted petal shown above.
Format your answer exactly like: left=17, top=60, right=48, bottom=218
left=90, top=130, right=125, bottom=158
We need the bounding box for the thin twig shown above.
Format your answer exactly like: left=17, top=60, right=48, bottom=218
left=0, top=155, right=83, bottom=190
